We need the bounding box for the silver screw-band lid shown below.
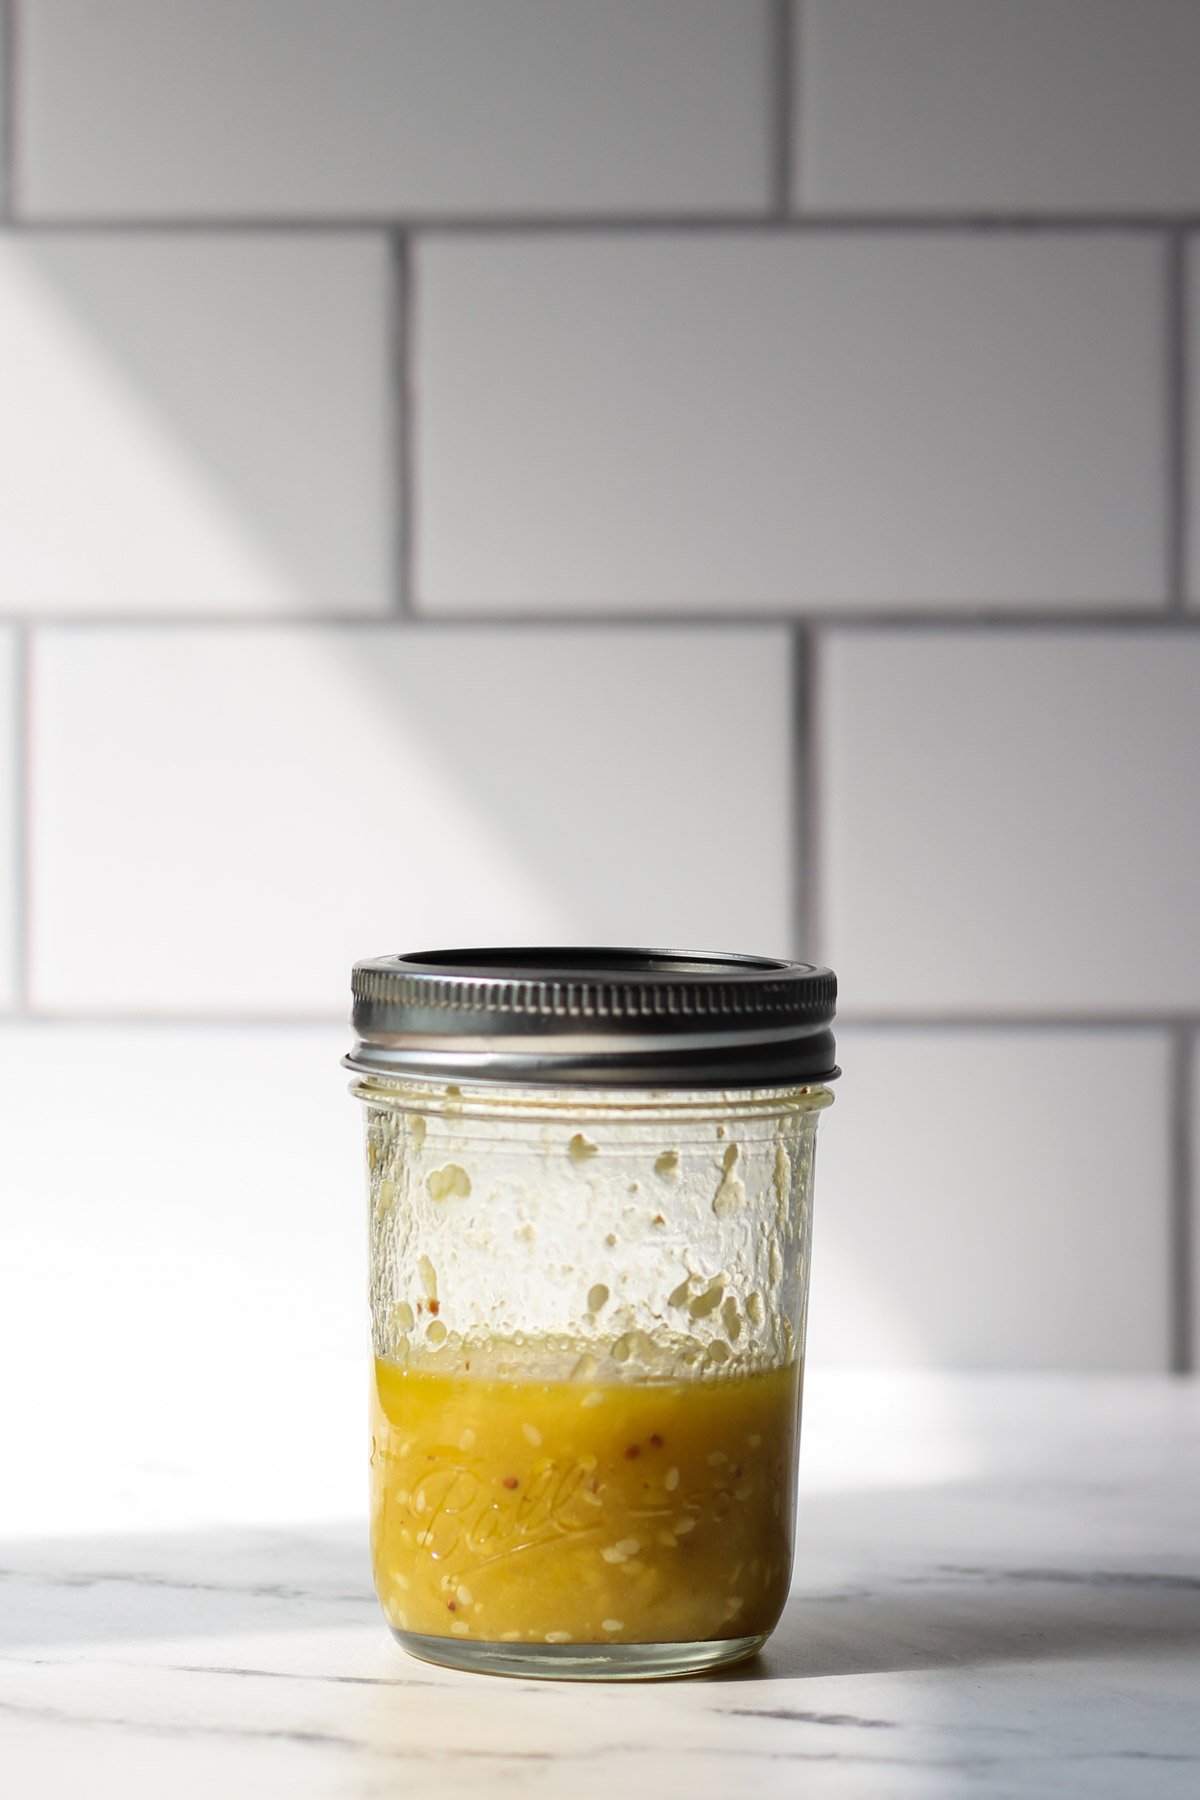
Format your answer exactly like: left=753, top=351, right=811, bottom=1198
left=346, top=947, right=838, bottom=1088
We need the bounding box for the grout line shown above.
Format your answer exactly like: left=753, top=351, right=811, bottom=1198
left=9, top=623, right=30, bottom=1013
left=792, top=624, right=821, bottom=963
left=5, top=212, right=1200, bottom=236
left=389, top=231, right=414, bottom=617
left=770, top=0, right=794, bottom=219
left=804, top=624, right=823, bottom=965
left=1, top=609, right=1197, bottom=632
left=1167, top=231, right=1190, bottom=611
left=787, top=626, right=805, bottom=957
left=1169, top=1026, right=1195, bottom=1374
left=0, top=613, right=804, bottom=634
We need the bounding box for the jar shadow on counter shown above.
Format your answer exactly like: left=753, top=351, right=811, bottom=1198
left=718, top=1557, right=1200, bottom=1680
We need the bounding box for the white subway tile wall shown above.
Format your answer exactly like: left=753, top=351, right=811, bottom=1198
left=0, top=1024, right=362, bottom=1371
left=1, top=2, right=1196, bottom=1372
left=818, top=632, right=1200, bottom=1014
left=1192, top=1045, right=1200, bottom=1361
left=796, top=0, right=1200, bottom=215
left=0, top=630, right=14, bottom=1007
left=415, top=233, right=1165, bottom=612
left=0, top=234, right=392, bottom=611
left=0, top=13, right=6, bottom=216
left=17, top=0, right=773, bottom=219
left=1187, top=239, right=1200, bottom=610
left=29, top=625, right=792, bottom=1012
left=807, top=1029, right=1171, bottom=1370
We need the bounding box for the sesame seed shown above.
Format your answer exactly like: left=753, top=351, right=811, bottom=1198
left=545, top=1630, right=572, bottom=1643
left=707, top=1451, right=728, bottom=1468
left=601, top=1545, right=627, bottom=1564
left=735, top=1483, right=754, bottom=1501
left=459, top=1428, right=476, bottom=1450
left=675, top=1517, right=697, bottom=1535
left=521, top=1422, right=542, bottom=1446
left=602, top=1619, right=624, bottom=1632
left=456, top=1584, right=473, bottom=1606
left=451, top=1621, right=470, bottom=1636
left=615, top=1538, right=640, bottom=1557
left=664, top=1467, right=680, bottom=1491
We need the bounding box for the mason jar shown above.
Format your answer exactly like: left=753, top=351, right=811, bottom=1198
left=345, top=949, right=838, bottom=1681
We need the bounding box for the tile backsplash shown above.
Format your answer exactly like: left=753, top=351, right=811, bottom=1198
left=415, top=232, right=1166, bottom=611
left=1, top=1, right=1195, bottom=1372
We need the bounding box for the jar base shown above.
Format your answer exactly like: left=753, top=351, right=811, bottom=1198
left=390, top=1627, right=766, bottom=1682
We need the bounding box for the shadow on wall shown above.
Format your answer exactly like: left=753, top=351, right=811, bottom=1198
left=12, top=238, right=799, bottom=982
left=0, top=234, right=391, bottom=609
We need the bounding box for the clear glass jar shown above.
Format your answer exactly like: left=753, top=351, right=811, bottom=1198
left=346, top=950, right=837, bottom=1681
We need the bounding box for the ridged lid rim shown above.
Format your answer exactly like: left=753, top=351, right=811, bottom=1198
left=346, top=948, right=838, bottom=1088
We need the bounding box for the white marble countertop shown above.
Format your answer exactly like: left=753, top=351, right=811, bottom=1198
left=3, top=1359, right=1198, bottom=1798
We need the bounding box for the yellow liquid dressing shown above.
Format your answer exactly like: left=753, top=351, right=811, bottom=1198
left=370, top=1353, right=801, bottom=1646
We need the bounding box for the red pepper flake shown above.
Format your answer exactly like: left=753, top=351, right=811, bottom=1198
left=502, top=1475, right=519, bottom=1490
left=652, top=1214, right=666, bottom=1226
left=624, top=1444, right=641, bottom=1459
left=428, top=1299, right=440, bottom=1316
left=447, top=1600, right=457, bottom=1611
left=649, top=1433, right=664, bottom=1448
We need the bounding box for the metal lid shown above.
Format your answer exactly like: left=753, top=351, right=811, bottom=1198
left=345, top=948, right=838, bottom=1088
